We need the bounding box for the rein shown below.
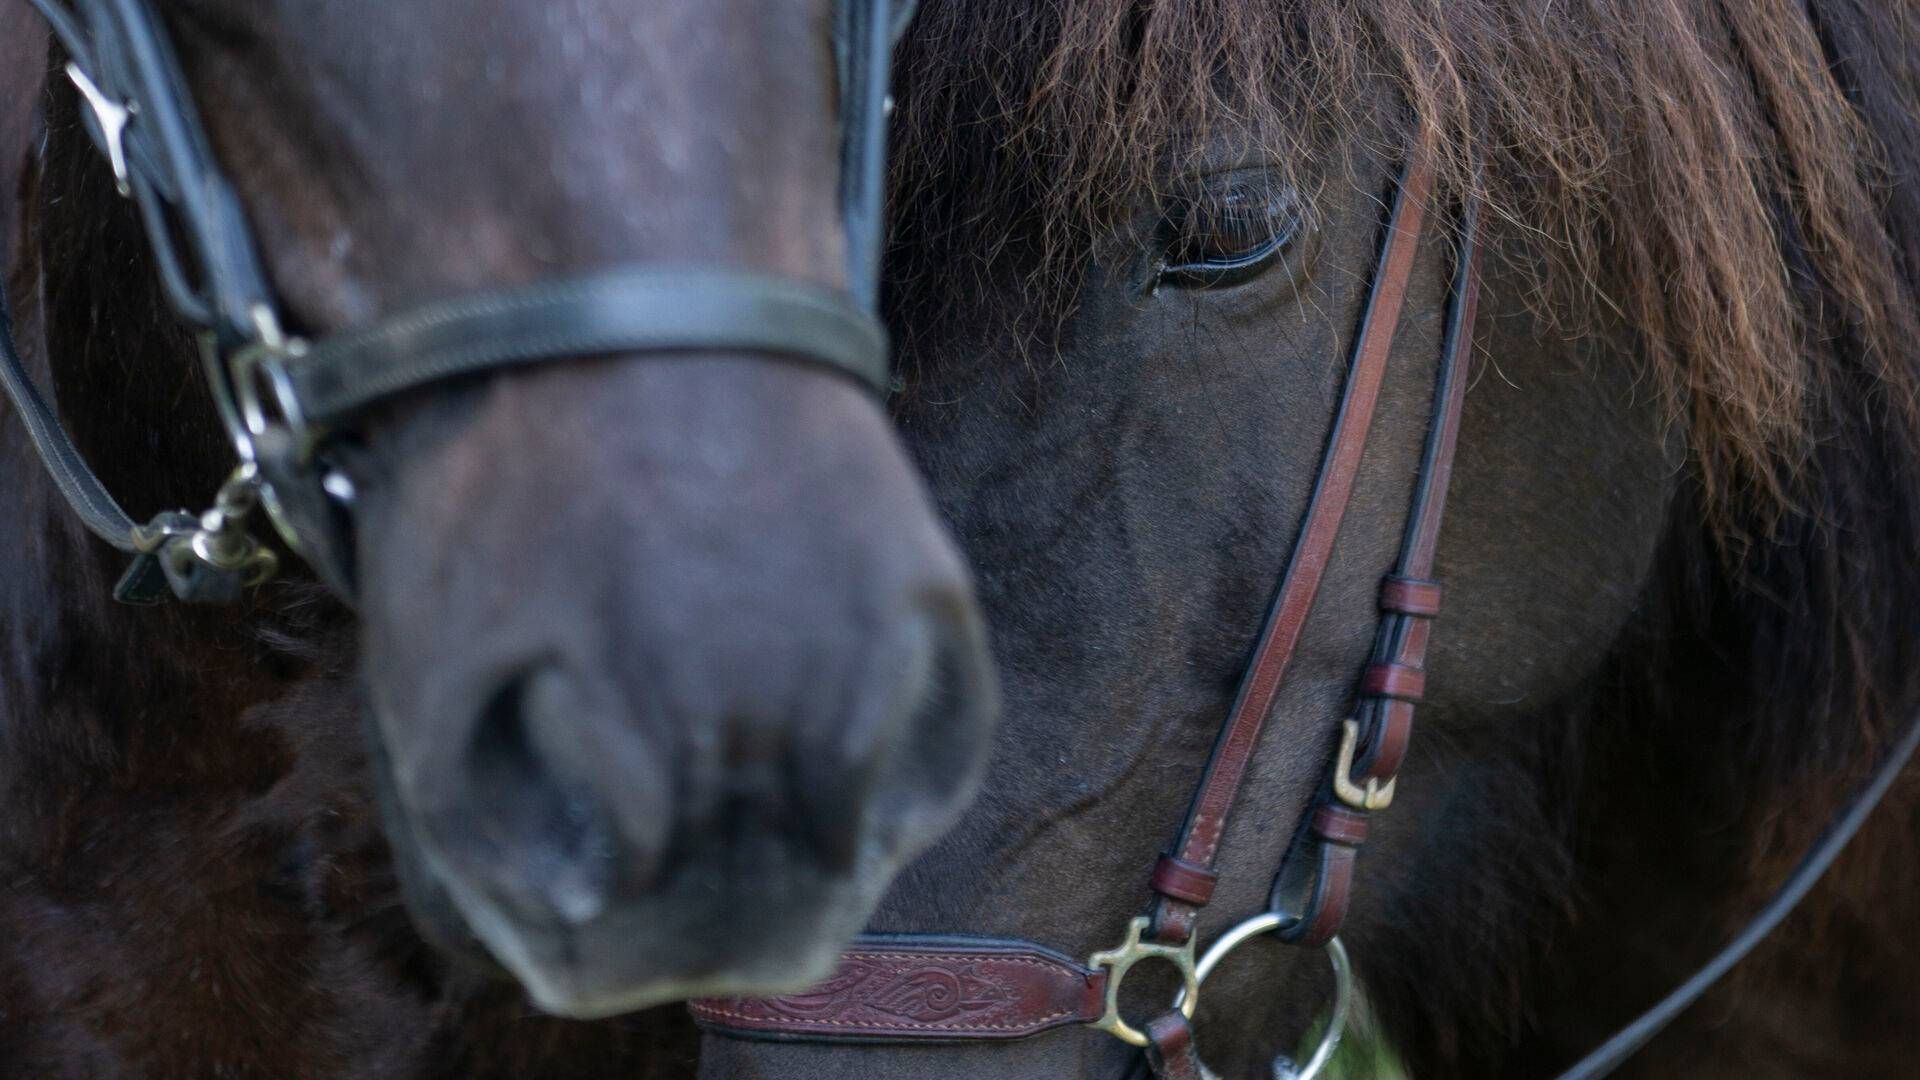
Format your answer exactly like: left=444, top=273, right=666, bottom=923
left=0, top=0, right=914, bottom=604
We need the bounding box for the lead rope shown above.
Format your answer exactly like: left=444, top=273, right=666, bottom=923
left=0, top=300, right=142, bottom=553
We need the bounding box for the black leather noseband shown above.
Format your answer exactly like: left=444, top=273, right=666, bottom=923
left=280, top=269, right=889, bottom=426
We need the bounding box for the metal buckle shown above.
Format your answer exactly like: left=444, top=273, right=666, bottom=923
left=117, top=465, right=279, bottom=604
left=228, top=305, right=315, bottom=461
left=1332, top=718, right=1396, bottom=811
left=1088, top=916, right=1200, bottom=1047
left=223, top=304, right=344, bottom=573
left=1170, top=912, right=1354, bottom=1080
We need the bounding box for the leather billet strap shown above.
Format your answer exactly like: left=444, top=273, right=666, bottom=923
left=1142, top=157, right=1439, bottom=947
left=1142, top=1013, right=1205, bottom=1080
left=1354, top=198, right=1482, bottom=781
left=1271, top=195, right=1481, bottom=949
left=687, top=938, right=1106, bottom=1042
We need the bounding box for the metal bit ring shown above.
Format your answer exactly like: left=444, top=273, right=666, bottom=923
left=1169, top=912, right=1353, bottom=1080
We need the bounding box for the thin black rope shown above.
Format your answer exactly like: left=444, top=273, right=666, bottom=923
left=1555, top=704, right=1920, bottom=1079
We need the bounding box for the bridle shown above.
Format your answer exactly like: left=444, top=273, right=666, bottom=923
left=692, top=152, right=1479, bottom=1080
left=0, top=0, right=917, bottom=604
left=692, top=150, right=1920, bottom=1080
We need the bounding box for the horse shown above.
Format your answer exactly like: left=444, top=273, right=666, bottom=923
left=699, top=0, right=1920, bottom=1076
left=0, top=0, right=993, bottom=1072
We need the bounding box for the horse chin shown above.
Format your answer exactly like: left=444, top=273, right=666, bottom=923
left=371, top=737, right=901, bottom=1014
left=431, top=840, right=899, bottom=1019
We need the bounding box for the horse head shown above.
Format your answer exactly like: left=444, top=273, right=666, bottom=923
left=701, top=0, right=1920, bottom=1076
left=3, top=0, right=993, bottom=1019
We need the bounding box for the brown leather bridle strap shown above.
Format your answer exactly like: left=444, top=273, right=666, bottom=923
left=1142, top=1013, right=1206, bottom=1080
left=1355, top=199, right=1481, bottom=782
left=1145, top=158, right=1437, bottom=946
left=1271, top=195, right=1482, bottom=950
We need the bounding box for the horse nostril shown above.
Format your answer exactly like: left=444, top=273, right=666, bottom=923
left=462, top=665, right=621, bottom=928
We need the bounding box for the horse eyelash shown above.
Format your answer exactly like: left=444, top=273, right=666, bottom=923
left=1154, top=180, right=1303, bottom=290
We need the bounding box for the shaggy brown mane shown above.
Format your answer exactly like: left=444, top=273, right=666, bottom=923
left=887, top=0, right=1920, bottom=518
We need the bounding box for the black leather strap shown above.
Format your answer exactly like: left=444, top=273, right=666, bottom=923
left=32, top=0, right=277, bottom=345
left=837, top=0, right=892, bottom=311
left=1553, top=703, right=1920, bottom=1078
left=0, top=303, right=141, bottom=553
left=286, top=268, right=890, bottom=426
left=0, top=301, right=266, bottom=604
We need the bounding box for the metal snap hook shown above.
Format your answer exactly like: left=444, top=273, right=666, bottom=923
left=1169, top=912, right=1354, bottom=1080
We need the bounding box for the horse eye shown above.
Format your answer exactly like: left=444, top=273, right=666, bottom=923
left=1158, top=176, right=1303, bottom=289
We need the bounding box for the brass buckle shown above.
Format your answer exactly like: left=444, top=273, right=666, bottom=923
left=1332, top=718, right=1396, bottom=810
left=1087, top=916, right=1200, bottom=1047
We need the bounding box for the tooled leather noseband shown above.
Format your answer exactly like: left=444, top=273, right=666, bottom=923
left=692, top=151, right=1920, bottom=1079
left=1, top=0, right=915, bottom=603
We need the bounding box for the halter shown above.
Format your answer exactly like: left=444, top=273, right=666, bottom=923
left=1, top=0, right=917, bottom=603
left=692, top=158, right=1920, bottom=1080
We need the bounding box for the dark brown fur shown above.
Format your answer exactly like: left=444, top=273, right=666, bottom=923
left=887, top=0, right=1920, bottom=514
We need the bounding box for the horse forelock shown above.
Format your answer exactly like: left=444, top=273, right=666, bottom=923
left=888, top=0, right=1920, bottom=527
